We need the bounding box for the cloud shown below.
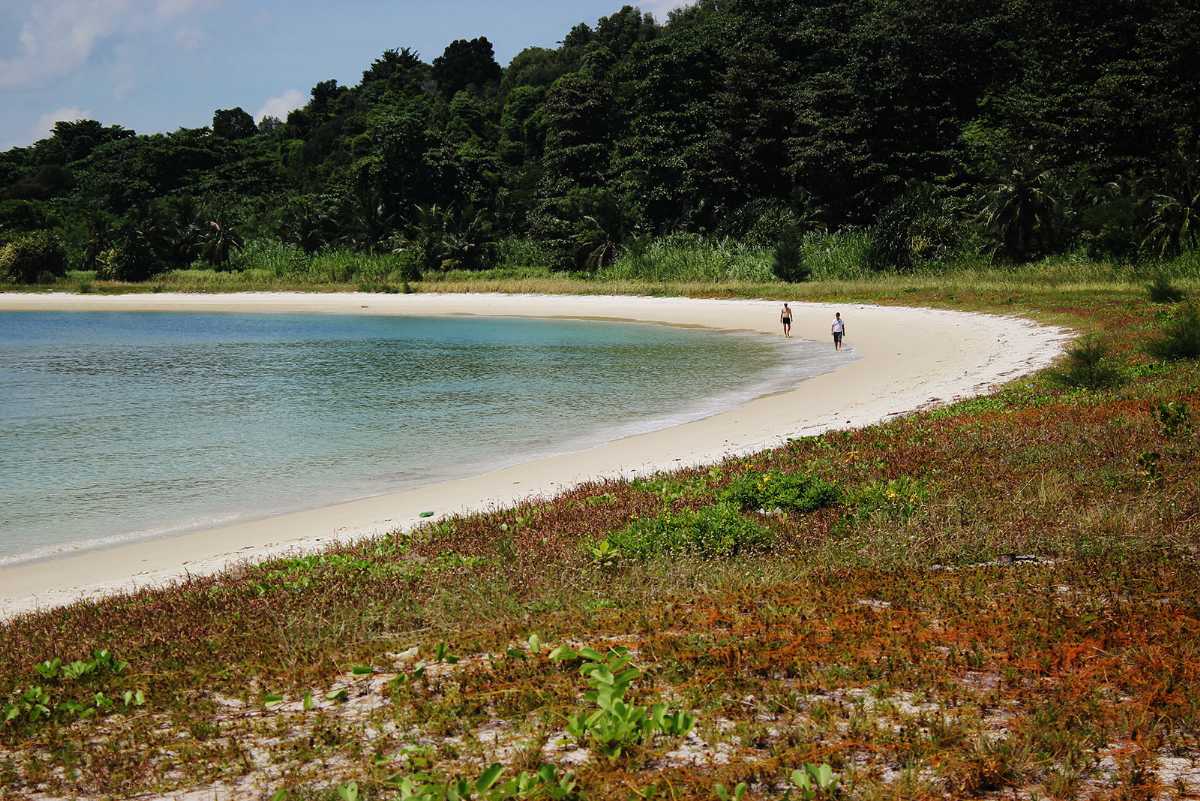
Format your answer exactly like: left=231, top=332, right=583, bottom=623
left=30, top=107, right=92, bottom=143
left=640, top=0, right=696, bottom=19
left=0, top=0, right=221, bottom=90
left=255, top=90, right=306, bottom=123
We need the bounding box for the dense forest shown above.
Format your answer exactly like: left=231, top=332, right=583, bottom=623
left=1, top=0, right=1199, bottom=284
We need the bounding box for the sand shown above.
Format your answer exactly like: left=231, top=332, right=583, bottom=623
left=0, top=292, right=1071, bottom=619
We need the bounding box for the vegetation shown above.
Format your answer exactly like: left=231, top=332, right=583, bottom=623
left=2, top=280, right=1199, bottom=799
left=1146, top=302, right=1200, bottom=361
left=2, top=1, right=1200, bottom=286
left=1051, top=336, right=1125, bottom=390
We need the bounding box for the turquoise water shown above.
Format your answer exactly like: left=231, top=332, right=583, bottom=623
left=0, top=312, right=838, bottom=563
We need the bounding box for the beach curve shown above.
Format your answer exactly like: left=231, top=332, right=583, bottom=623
left=0, top=292, right=1072, bottom=619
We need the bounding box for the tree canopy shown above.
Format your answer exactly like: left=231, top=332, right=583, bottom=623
left=2, top=0, right=1198, bottom=277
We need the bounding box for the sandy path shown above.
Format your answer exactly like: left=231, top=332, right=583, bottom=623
left=0, top=293, right=1071, bottom=619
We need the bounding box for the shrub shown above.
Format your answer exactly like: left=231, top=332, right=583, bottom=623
left=846, top=476, right=929, bottom=523
left=720, top=471, right=839, bottom=513
left=799, top=229, right=873, bottom=280
left=99, top=227, right=161, bottom=282
left=600, top=234, right=773, bottom=283
left=1052, top=336, right=1125, bottom=389
left=772, top=225, right=811, bottom=282
left=1147, top=271, right=1186, bottom=303
left=495, top=237, right=554, bottom=270
left=602, top=503, right=773, bottom=559
left=867, top=184, right=966, bottom=271
left=0, top=231, right=68, bottom=283
left=1146, top=302, right=1200, bottom=361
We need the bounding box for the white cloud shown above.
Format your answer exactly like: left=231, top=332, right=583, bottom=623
left=254, top=89, right=306, bottom=123
left=0, top=0, right=221, bottom=90
left=641, top=0, right=696, bottom=19
left=30, top=106, right=92, bottom=143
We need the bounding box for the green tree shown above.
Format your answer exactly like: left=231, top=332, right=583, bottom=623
left=432, top=37, right=501, bottom=99
left=212, top=108, right=257, bottom=140
left=979, top=168, right=1063, bottom=262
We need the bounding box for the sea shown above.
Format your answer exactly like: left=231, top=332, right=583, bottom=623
left=0, top=311, right=845, bottom=564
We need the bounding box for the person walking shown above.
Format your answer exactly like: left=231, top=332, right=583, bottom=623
left=780, top=303, right=793, bottom=338
left=832, top=312, right=846, bottom=351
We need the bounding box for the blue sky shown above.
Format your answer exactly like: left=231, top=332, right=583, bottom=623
left=0, top=0, right=689, bottom=150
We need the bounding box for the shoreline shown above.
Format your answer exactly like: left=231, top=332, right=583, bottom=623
left=0, top=292, right=1072, bottom=619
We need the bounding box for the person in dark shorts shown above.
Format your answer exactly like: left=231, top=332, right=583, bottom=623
left=780, top=303, right=793, bottom=338
left=832, top=312, right=846, bottom=350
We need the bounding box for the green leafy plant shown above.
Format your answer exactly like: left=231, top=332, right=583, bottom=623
left=1146, top=302, right=1200, bottom=361
left=551, top=646, right=696, bottom=760
left=433, top=642, right=459, bottom=664
left=600, top=503, right=773, bottom=560
left=1052, top=336, right=1125, bottom=389
left=788, top=763, right=839, bottom=799
left=772, top=224, right=811, bottom=282
left=713, top=782, right=748, bottom=801
left=2, top=650, right=142, bottom=729
left=381, top=762, right=578, bottom=800
left=720, top=470, right=839, bottom=514
left=1152, top=401, right=1191, bottom=439
left=0, top=230, right=68, bottom=284
left=1147, top=271, right=1186, bottom=303
left=1137, top=450, right=1163, bottom=486
left=846, top=476, right=929, bottom=523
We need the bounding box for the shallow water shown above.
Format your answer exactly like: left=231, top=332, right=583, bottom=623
left=0, top=312, right=842, bottom=563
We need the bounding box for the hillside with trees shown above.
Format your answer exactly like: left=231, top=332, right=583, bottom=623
left=1, top=0, right=1198, bottom=284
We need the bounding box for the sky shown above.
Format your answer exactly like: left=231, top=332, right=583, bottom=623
left=0, top=0, right=692, bottom=150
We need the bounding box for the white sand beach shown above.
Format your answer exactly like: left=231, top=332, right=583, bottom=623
left=0, top=292, right=1071, bottom=618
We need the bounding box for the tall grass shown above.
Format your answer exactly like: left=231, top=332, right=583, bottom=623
left=229, top=239, right=415, bottom=284
left=600, top=233, right=774, bottom=282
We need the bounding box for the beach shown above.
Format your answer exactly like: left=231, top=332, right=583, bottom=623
left=0, top=292, right=1071, bottom=618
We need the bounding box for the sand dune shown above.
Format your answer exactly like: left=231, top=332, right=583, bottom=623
left=0, top=292, right=1071, bottom=618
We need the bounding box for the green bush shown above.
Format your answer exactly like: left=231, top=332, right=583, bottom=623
left=601, top=233, right=773, bottom=283
left=772, top=225, right=811, bottom=282
left=495, top=237, right=554, bottom=270
left=719, top=471, right=839, bottom=513
left=1147, top=271, right=1186, bottom=303
left=867, top=185, right=966, bottom=272
left=1146, top=302, right=1200, bottom=361
left=846, top=476, right=929, bottom=522
left=1052, top=336, right=1125, bottom=389
left=799, top=229, right=873, bottom=280
left=0, top=231, right=68, bottom=283
left=603, top=503, right=773, bottom=559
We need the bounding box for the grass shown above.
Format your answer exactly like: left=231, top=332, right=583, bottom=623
left=2, top=270, right=1200, bottom=799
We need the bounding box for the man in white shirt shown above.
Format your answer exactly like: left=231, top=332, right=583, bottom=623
left=832, top=312, right=846, bottom=351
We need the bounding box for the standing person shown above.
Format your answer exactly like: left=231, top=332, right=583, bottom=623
left=780, top=303, right=793, bottom=338
left=832, top=312, right=846, bottom=351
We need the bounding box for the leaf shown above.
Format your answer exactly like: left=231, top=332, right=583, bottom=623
left=475, top=763, right=504, bottom=792
left=548, top=645, right=578, bottom=662
left=326, top=688, right=349, bottom=702
left=270, top=790, right=288, bottom=801
left=350, top=664, right=374, bottom=675
left=263, top=693, right=284, bottom=705
left=302, top=691, right=315, bottom=711
left=336, top=782, right=358, bottom=801
left=419, top=511, right=435, bottom=518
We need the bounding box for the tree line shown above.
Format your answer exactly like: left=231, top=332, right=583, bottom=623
left=1, top=0, right=1199, bottom=283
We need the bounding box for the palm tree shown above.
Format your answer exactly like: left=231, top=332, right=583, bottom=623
left=1143, top=152, right=1200, bottom=258
left=979, top=168, right=1062, bottom=262
left=200, top=218, right=244, bottom=268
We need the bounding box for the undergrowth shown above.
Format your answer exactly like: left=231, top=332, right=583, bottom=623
left=1, top=283, right=1199, bottom=800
